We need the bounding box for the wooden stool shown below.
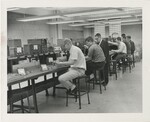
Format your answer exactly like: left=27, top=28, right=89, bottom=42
left=66, top=74, right=90, bottom=109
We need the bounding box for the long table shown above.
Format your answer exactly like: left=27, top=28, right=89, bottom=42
left=7, top=65, right=69, bottom=113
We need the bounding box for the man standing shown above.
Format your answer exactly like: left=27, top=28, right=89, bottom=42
left=56, top=38, right=86, bottom=94
left=126, top=35, right=135, bottom=67
left=95, top=33, right=109, bottom=86
left=121, top=34, right=131, bottom=55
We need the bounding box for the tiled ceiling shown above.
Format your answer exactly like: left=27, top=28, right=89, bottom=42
left=7, top=7, right=142, bottom=27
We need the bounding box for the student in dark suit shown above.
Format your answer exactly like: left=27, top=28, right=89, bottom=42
left=95, top=33, right=110, bottom=86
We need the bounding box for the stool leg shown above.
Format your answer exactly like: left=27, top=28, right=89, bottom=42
left=87, top=78, right=90, bottom=104
left=26, top=93, right=31, bottom=113
left=20, top=97, right=24, bottom=113
left=77, top=79, right=81, bottom=109
left=103, top=70, right=106, bottom=91
left=129, top=60, right=131, bottom=73
left=45, top=90, right=49, bottom=96
left=74, top=79, right=77, bottom=102
left=66, top=90, right=68, bottom=107
left=93, top=70, right=97, bottom=89
left=99, top=71, right=102, bottom=94
left=10, top=98, right=14, bottom=113
left=133, top=54, right=135, bottom=67
left=114, top=61, right=117, bottom=80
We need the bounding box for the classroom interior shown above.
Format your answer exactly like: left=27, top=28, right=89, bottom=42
left=7, top=7, right=142, bottom=113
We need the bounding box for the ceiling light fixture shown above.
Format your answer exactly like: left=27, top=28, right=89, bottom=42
left=88, top=15, right=132, bottom=21
left=17, top=15, right=64, bottom=22
left=47, top=19, right=85, bottom=24
left=69, top=22, right=104, bottom=27
left=84, top=21, right=142, bottom=28
left=65, top=9, right=119, bottom=17
left=107, top=18, right=141, bottom=24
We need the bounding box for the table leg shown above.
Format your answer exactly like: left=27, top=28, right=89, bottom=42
left=44, top=75, right=49, bottom=96
left=52, top=73, right=56, bottom=97
left=31, top=79, right=39, bottom=113
left=8, top=86, right=13, bottom=113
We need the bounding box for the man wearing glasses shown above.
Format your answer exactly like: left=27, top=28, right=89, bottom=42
left=56, top=38, right=86, bottom=94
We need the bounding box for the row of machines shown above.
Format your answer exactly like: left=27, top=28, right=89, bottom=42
left=7, top=39, right=65, bottom=73
left=7, top=38, right=48, bottom=57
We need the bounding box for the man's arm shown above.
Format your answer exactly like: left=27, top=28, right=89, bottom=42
left=56, top=59, right=76, bottom=66
left=108, top=41, right=118, bottom=46
left=113, top=43, right=124, bottom=53
left=85, top=46, right=94, bottom=61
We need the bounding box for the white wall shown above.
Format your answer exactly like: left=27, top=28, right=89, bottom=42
left=7, top=12, right=85, bottom=47
left=7, top=12, right=53, bottom=46
left=121, top=24, right=142, bottom=46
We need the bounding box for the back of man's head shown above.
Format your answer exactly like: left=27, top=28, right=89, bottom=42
left=95, top=33, right=101, bottom=38
left=64, top=38, right=72, bottom=45
left=85, top=36, right=94, bottom=42
left=121, top=33, right=126, bottom=39
left=117, top=37, right=121, bottom=41
left=126, top=35, right=131, bottom=39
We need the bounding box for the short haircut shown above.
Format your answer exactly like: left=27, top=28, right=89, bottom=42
left=126, top=35, right=131, bottom=39
left=95, top=33, right=101, bottom=37
left=121, top=33, right=126, bottom=39
left=64, top=38, right=72, bottom=45
left=117, top=37, right=121, bottom=41
left=85, top=36, right=94, bottom=42
left=112, top=32, right=119, bottom=38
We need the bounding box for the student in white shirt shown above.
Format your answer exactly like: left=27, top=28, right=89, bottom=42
left=56, top=38, right=86, bottom=94
left=109, top=37, right=127, bottom=62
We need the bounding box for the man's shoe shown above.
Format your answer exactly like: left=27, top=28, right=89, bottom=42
left=90, top=74, right=94, bottom=79
left=102, top=82, right=107, bottom=86
left=66, top=89, right=71, bottom=94
left=70, top=87, right=77, bottom=95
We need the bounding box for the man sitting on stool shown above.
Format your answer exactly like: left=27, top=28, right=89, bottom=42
left=109, top=37, right=127, bottom=63
left=56, top=38, right=86, bottom=94
left=85, top=36, right=106, bottom=83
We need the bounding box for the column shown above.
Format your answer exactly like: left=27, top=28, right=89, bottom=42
left=109, top=22, right=121, bottom=36
left=94, top=23, right=105, bottom=38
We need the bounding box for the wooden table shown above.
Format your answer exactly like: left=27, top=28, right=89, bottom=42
left=8, top=65, right=69, bottom=113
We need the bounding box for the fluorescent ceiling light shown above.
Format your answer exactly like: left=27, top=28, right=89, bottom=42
left=65, top=9, right=119, bottom=17
left=47, top=20, right=85, bottom=24
left=69, top=22, right=103, bottom=27
left=17, top=15, right=64, bottom=22
left=84, top=25, right=94, bottom=28
left=121, top=19, right=141, bottom=23
left=84, top=21, right=142, bottom=28
left=108, top=18, right=141, bottom=24
left=88, top=15, right=132, bottom=21
left=122, top=7, right=142, bottom=11
left=70, top=18, right=141, bottom=27
left=122, top=21, right=142, bottom=25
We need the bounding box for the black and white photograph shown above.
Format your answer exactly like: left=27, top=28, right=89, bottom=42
left=1, top=0, right=150, bottom=122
